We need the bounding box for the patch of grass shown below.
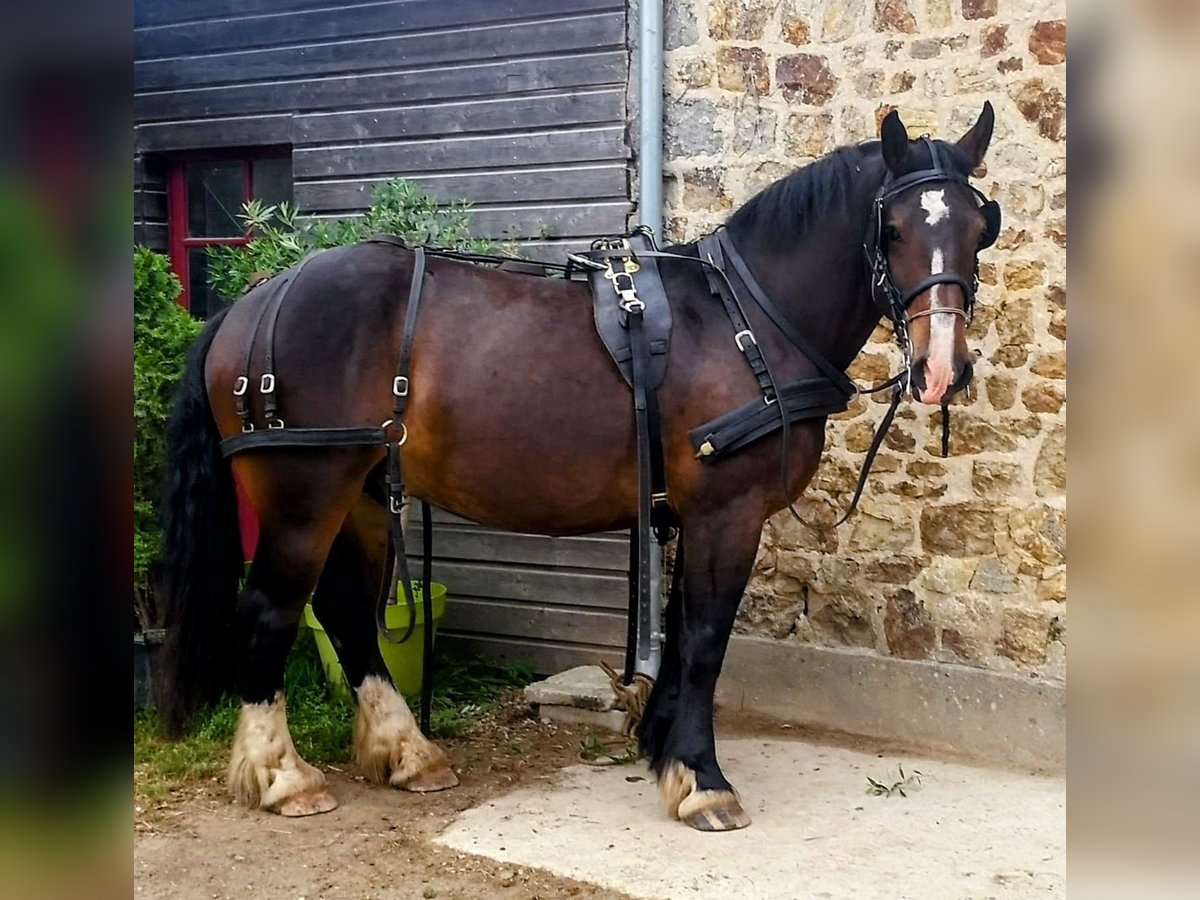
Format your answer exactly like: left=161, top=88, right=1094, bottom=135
left=414, top=654, right=532, bottom=739
left=134, top=638, right=533, bottom=794
left=866, top=764, right=924, bottom=798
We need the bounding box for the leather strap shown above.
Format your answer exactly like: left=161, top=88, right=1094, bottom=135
left=219, top=426, right=386, bottom=458
left=419, top=500, right=434, bottom=736
left=697, top=234, right=776, bottom=403
left=379, top=247, right=428, bottom=649
left=626, top=306, right=657, bottom=681
left=900, top=272, right=975, bottom=311
left=234, top=273, right=287, bottom=430
left=717, top=230, right=857, bottom=396
left=232, top=253, right=320, bottom=431
left=689, top=378, right=850, bottom=460
left=834, top=382, right=904, bottom=527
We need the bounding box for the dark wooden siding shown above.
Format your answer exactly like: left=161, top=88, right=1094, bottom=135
left=409, top=508, right=627, bottom=674
left=134, top=0, right=632, bottom=253
left=134, top=0, right=633, bottom=673
left=134, top=154, right=168, bottom=250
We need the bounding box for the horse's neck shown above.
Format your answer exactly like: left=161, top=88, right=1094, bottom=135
left=729, top=223, right=881, bottom=375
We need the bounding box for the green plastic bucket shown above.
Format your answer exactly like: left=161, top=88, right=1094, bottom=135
left=302, top=581, right=447, bottom=697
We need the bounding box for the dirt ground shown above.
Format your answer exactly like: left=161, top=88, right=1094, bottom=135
left=135, top=696, right=641, bottom=899
left=133, top=696, right=931, bottom=900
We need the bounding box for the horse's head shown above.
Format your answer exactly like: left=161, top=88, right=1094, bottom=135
left=874, top=103, right=999, bottom=405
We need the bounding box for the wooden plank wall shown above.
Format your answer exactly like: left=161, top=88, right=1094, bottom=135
left=134, top=0, right=632, bottom=256
left=134, top=154, right=168, bottom=250
left=134, top=0, right=634, bottom=673
left=408, top=507, right=627, bottom=674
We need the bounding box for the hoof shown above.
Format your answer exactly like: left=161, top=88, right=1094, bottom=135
left=659, top=762, right=751, bottom=831
left=680, top=794, right=752, bottom=832
left=398, top=765, right=459, bottom=793
left=275, top=789, right=339, bottom=818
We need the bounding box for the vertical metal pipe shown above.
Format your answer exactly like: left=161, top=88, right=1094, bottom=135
left=638, top=0, right=664, bottom=237
left=637, top=0, right=664, bottom=680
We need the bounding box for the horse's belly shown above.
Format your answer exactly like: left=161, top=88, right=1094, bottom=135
left=407, top=327, right=637, bottom=535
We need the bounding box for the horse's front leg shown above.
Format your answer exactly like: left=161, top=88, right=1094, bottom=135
left=648, top=506, right=762, bottom=832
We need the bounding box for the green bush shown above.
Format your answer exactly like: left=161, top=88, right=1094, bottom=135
left=206, top=178, right=496, bottom=300
left=134, top=247, right=201, bottom=630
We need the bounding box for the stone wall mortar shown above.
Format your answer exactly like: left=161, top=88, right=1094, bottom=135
left=660, top=0, right=1066, bottom=679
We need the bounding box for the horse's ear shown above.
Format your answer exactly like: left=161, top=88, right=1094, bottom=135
left=957, top=100, right=995, bottom=173
left=880, top=109, right=909, bottom=174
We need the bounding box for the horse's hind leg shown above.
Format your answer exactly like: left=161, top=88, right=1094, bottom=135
left=311, top=493, right=457, bottom=792
left=651, top=506, right=762, bottom=832
left=226, top=454, right=372, bottom=817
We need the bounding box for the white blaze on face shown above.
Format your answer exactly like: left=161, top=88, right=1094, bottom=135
left=923, top=247, right=956, bottom=405
left=921, top=189, right=949, bottom=226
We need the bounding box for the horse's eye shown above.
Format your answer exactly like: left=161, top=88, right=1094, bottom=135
left=884, top=225, right=902, bottom=243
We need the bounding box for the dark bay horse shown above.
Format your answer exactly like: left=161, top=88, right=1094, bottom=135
left=159, top=105, right=996, bottom=830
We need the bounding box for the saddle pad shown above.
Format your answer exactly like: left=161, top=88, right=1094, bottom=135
left=587, top=232, right=673, bottom=391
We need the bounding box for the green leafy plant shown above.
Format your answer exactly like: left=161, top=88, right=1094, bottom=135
left=866, top=765, right=924, bottom=798
left=134, top=247, right=202, bottom=631
left=206, top=179, right=498, bottom=301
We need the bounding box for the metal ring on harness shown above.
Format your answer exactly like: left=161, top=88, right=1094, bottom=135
left=381, top=419, right=408, bottom=447
left=734, top=329, right=757, bottom=351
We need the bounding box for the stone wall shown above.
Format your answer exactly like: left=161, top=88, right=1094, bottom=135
left=660, top=0, right=1066, bottom=679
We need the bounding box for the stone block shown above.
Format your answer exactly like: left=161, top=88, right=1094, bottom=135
left=1034, top=426, right=1066, bottom=497
left=776, top=53, right=838, bottom=105
left=1012, top=78, right=1066, bottom=141
left=524, top=666, right=616, bottom=711
left=708, top=0, right=773, bottom=41
left=874, top=0, right=918, bottom=33
left=962, top=0, right=997, bottom=20
left=716, top=46, right=770, bottom=93
left=884, top=588, right=935, bottom=659
left=920, top=503, right=1000, bottom=557
left=1029, top=20, right=1066, bottom=65
left=664, top=98, right=722, bottom=157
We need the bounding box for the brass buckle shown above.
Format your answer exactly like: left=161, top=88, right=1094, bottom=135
left=602, top=239, right=644, bottom=312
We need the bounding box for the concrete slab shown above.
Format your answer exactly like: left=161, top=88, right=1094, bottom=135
left=525, top=666, right=617, bottom=711
left=436, top=738, right=1065, bottom=900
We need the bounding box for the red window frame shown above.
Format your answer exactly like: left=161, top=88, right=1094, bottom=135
left=166, top=146, right=291, bottom=312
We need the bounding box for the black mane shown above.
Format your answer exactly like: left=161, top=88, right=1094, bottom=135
left=726, top=139, right=973, bottom=248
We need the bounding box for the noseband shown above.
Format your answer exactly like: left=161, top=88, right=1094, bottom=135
left=864, top=137, right=1001, bottom=348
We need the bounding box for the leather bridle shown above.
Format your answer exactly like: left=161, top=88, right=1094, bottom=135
left=864, top=137, right=1002, bottom=383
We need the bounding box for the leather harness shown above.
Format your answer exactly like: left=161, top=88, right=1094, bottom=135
left=215, top=149, right=999, bottom=710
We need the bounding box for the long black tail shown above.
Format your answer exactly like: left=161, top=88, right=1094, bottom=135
left=156, top=306, right=243, bottom=736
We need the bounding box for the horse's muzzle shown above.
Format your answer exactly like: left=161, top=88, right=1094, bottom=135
left=910, top=358, right=973, bottom=404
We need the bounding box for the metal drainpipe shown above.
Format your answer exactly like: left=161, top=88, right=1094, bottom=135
left=638, top=0, right=664, bottom=238
left=636, top=0, right=664, bottom=681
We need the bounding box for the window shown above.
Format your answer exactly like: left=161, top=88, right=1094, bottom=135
left=167, top=148, right=292, bottom=317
